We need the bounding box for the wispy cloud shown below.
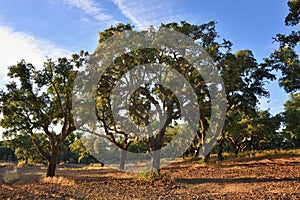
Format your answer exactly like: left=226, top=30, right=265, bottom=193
left=0, top=25, right=71, bottom=140
left=0, top=25, right=70, bottom=85
left=63, top=0, right=117, bottom=25
left=112, top=0, right=183, bottom=29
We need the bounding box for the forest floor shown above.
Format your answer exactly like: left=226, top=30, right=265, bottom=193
left=0, top=153, right=300, bottom=199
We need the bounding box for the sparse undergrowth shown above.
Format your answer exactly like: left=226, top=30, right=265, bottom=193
left=138, top=170, right=174, bottom=183
left=2, top=169, right=20, bottom=184
left=41, top=176, right=75, bottom=186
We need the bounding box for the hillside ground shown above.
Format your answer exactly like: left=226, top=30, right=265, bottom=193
left=1, top=150, right=300, bottom=199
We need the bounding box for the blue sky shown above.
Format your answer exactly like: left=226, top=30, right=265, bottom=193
left=0, top=0, right=296, bottom=116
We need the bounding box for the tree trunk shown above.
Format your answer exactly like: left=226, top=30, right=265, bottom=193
left=151, top=150, right=161, bottom=172
left=100, top=161, right=104, bottom=167
left=218, top=138, right=224, bottom=161
left=150, top=135, right=164, bottom=173
left=119, top=149, right=127, bottom=170
left=46, top=148, right=58, bottom=177
left=234, top=147, right=239, bottom=157
left=25, top=156, right=29, bottom=165
left=204, top=153, right=210, bottom=163
left=195, top=116, right=206, bottom=158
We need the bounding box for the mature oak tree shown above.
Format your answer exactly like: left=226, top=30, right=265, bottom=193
left=217, top=49, right=275, bottom=159
left=89, top=21, right=228, bottom=171
left=0, top=51, right=87, bottom=177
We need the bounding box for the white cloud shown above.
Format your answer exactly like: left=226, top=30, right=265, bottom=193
left=112, top=0, right=182, bottom=29
left=0, top=25, right=71, bottom=140
left=0, top=25, right=70, bottom=85
left=81, top=17, right=90, bottom=23
left=64, top=0, right=117, bottom=25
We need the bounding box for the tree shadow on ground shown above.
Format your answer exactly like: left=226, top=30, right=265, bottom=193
left=176, top=177, right=300, bottom=184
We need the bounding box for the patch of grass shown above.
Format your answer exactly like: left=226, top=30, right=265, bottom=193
left=17, top=161, right=27, bottom=167
left=138, top=170, right=174, bottom=183
left=0, top=162, right=15, bottom=167
left=83, top=163, right=106, bottom=170
left=209, top=149, right=300, bottom=161
left=41, top=176, right=75, bottom=186
left=16, top=161, right=45, bottom=168
left=205, top=160, right=222, bottom=168
left=245, top=149, right=300, bottom=158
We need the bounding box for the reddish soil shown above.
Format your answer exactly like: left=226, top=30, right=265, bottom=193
left=1, top=155, right=300, bottom=199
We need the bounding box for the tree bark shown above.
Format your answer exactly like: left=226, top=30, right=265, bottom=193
left=46, top=147, right=58, bottom=177
left=151, top=150, right=161, bottom=172
left=234, top=147, right=239, bottom=157
left=25, top=156, right=29, bottom=165
left=204, top=153, right=210, bottom=163
left=195, top=115, right=207, bottom=158
left=218, top=138, right=224, bottom=160
left=150, top=133, right=164, bottom=173
left=119, top=149, right=127, bottom=170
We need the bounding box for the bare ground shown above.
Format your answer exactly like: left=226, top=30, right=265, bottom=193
left=1, top=155, right=300, bottom=199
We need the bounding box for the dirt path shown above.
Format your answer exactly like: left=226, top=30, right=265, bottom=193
left=1, top=155, right=300, bottom=199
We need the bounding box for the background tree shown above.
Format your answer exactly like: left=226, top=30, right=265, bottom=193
left=282, top=92, right=300, bottom=147
left=0, top=51, right=87, bottom=177
left=57, top=133, right=78, bottom=164
left=216, top=49, right=276, bottom=159
left=3, top=134, right=41, bottom=164
left=0, top=141, right=17, bottom=163
left=163, top=23, right=275, bottom=160
left=245, top=111, right=282, bottom=151
left=69, top=136, right=100, bottom=164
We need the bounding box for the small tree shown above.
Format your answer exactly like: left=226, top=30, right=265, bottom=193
left=0, top=51, right=87, bottom=177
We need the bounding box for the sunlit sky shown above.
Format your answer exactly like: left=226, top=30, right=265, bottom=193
left=0, top=0, right=296, bottom=123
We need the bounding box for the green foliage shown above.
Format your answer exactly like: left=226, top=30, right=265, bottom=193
left=283, top=92, right=300, bottom=147
left=127, top=140, right=149, bottom=153
left=214, top=109, right=282, bottom=159
left=57, top=133, right=79, bottom=164
left=285, top=0, right=300, bottom=27
left=69, top=138, right=97, bottom=163
left=222, top=50, right=275, bottom=113
left=0, top=141, right=16, bottom=162
left=265, top=0, right=300, bottom=93
left=3, top=134, right=42, bottom=164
